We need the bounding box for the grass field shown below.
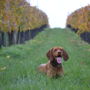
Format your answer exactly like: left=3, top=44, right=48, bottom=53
left=0, top=28, right=90, bottom=90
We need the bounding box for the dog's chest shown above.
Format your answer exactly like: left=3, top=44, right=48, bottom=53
left=49, top=66, right=61, bottom=74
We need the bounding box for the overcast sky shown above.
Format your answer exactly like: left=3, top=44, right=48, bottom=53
left=26, top=0, right=90, bottom=28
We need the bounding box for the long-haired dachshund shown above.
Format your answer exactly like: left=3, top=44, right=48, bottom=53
left=38, top=47, right=69, bottom=78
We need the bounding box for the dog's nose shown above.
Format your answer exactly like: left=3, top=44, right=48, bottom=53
left=57, top=50, right=62, bottom=54
left=58, top=52, right=61, bottom=54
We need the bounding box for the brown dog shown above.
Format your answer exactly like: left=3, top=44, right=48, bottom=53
left=38, top=47, right=69, bottom=78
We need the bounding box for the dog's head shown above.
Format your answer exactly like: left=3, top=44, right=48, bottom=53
left=46, top=47, right=69, bottom=66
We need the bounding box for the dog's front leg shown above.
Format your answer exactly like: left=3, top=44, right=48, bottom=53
left=46, top=70, right=56, bottom=78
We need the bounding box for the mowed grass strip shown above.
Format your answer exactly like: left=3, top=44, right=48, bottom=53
left=0, top=28, right=90, bottom=90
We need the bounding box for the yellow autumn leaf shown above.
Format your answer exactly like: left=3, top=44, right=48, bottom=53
left=0, top=66, right=7, bottom=71
left=6, top=55, right=10, bottom=59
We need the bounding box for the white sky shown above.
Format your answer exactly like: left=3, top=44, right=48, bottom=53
left=26, top=0, right=90, bottom=28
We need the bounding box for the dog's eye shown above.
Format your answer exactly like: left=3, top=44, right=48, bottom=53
left=54, top=49, right=58, bottom=52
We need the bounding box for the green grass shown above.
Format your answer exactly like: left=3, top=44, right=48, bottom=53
left=0, top=28, right=90, bottom=90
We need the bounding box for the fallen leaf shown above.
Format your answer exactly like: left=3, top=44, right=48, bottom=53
left=6, top=55, right=10, bottom=59
left=0, top=66, right=7, bottom=71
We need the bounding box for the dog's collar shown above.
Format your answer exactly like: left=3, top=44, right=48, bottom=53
left=51, top=60, right=62, bottom=67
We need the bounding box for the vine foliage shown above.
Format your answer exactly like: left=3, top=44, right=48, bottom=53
left=66, top=5, right=90, bottom=34
left=0, top=0, right=48, bottom=32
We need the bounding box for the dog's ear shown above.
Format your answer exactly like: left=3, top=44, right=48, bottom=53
left=46, top=48, right=54, bottom=60
left=61, top=49, right=69, bottom=61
